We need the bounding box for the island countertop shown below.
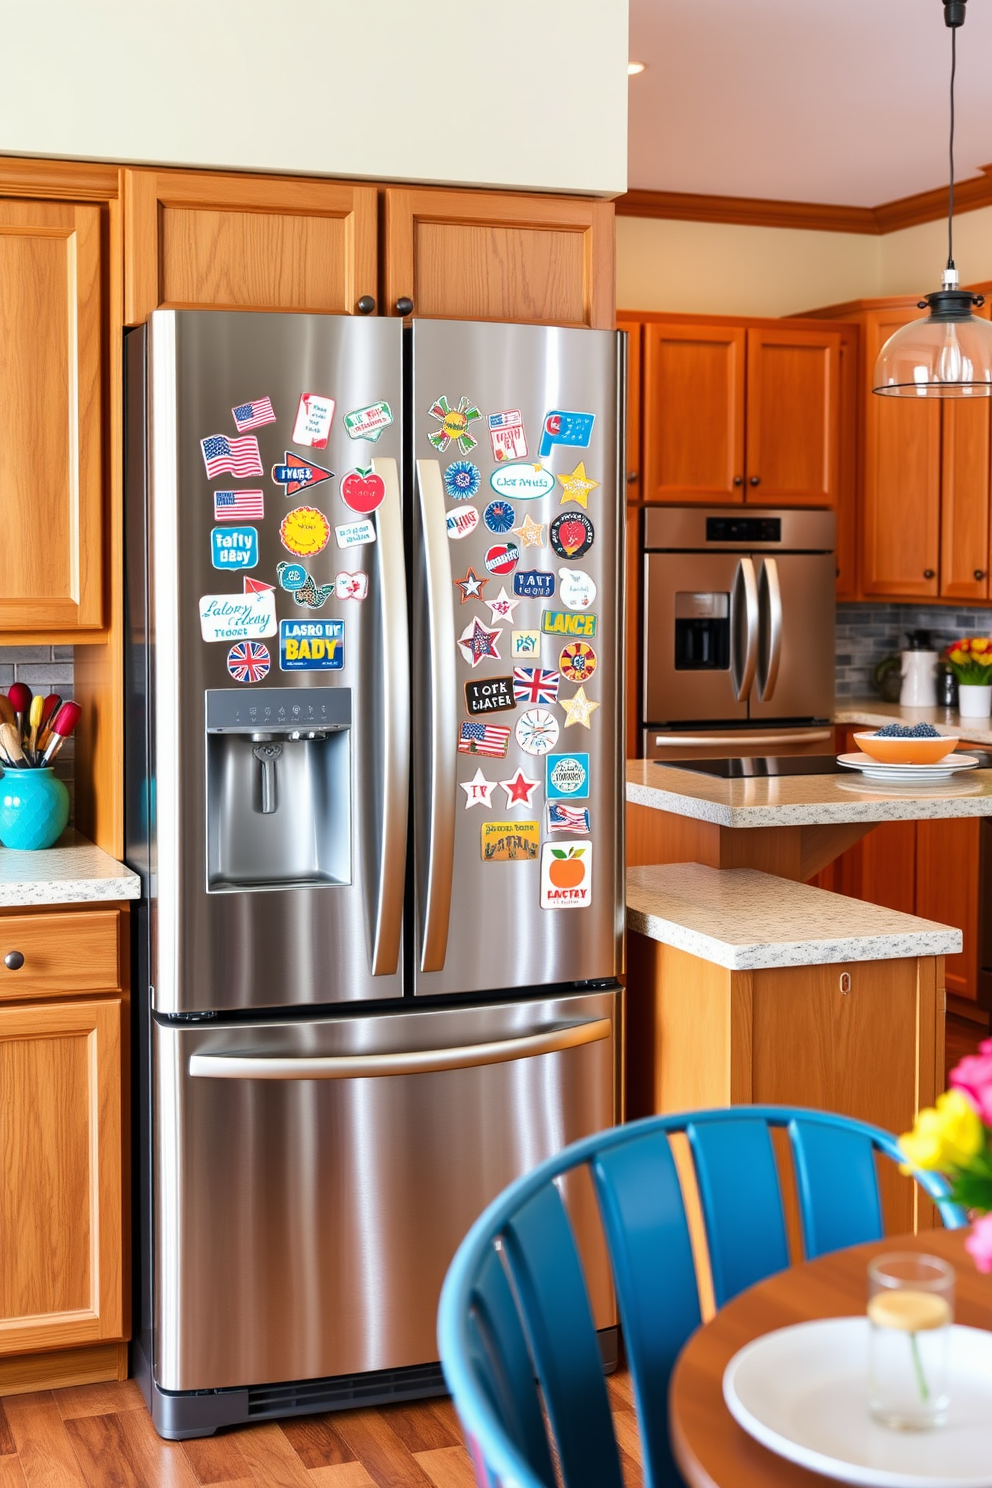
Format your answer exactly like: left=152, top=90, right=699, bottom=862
left=0, top=829, right=140, bottom=907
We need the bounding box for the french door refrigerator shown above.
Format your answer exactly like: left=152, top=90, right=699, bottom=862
left=124, top=311, right=624, bottom=1438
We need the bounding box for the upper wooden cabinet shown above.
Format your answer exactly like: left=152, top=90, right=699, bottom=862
left=640, top=318, right=843, bottom=508
left=383, top=187, right=614, bottom=329
left=0, top=195, right=107, bottom=632
left=123, top=168, right=379, bottom=325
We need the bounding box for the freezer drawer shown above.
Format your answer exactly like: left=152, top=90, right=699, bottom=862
left=153, top=991, right=618, bottom=1393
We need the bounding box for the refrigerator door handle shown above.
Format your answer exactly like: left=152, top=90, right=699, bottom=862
left=416, top=458, right=457, bottom=972
left=756, top=556, right=784, bottom=703
left=732, top=557, right=759, bottom=701
left=188, top=1017, right=612, bottom=1080
left=370, top=457, right=409, bottom=976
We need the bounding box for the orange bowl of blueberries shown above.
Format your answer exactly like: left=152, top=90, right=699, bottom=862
left=853, top=723, right=958, bottom=765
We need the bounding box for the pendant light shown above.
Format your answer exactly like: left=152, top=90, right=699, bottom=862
left=872, top=0, right=992, bottom=397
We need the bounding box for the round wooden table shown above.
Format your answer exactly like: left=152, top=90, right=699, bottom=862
left=670, top=1229, right=992, bottom=1488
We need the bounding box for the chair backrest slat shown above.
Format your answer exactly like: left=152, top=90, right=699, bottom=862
left=789, top=1117, right=884, bottom=1258
left=686, top=1118, right=790, bottom=1306
left=592, top=1129, right=701, bottom=1488
left=500, top=1182, right=625, bottom=1488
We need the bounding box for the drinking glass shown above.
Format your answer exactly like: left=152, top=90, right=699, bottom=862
left=867, top=1252, right=954, bottom=1430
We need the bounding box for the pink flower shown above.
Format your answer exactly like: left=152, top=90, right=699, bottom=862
left=949, top=1039, right=992, bottom=1124
left=965, top=1212, right=992, bottom=1274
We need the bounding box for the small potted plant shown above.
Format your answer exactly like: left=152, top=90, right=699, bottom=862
left=942, top=637, right=992, bottom=718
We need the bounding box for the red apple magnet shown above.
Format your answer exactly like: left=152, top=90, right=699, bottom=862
left=340, top=466, right=386, bottom=515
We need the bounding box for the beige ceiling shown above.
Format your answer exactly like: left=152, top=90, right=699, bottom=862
left=628, top=0, right=992, bottom=206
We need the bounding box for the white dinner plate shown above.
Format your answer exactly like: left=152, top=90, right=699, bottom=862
left=837, top=752, right=980, bottom=782
left=723, top=1317, right=992, bottom=1487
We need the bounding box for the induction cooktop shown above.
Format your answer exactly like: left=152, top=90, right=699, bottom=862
left=661, top=755, right=842, bottom=779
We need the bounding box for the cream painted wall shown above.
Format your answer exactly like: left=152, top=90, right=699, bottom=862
left=880, top=208, right=992, bottom=295
left=0, top=0, right=628, bottom=197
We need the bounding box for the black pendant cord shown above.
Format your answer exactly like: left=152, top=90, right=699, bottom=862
left=948, top=22, right=957, bottom=271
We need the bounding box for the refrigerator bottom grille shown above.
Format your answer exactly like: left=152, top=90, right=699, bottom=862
left=246, top=1360, right=448, bottom=1418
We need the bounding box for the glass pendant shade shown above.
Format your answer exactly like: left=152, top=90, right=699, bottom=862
left=873, top=289, right=992, bottom=397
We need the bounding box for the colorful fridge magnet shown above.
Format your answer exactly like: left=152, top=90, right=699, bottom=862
left=560, top=685, right=600, bottom=729
left=275, top=563, right=334, bottom=609
left=540, top=841, right=593, bottom=908
left=484, top=499, right=515, bottom=534
left=211, top=526, right=258, bottom=570
left=559, top=641, right=597, bottom=682
left=538, top=411, right=595, bottom=460
left=340, top=466, right=386, bottom=514
left=484, top=542, right=519, bottom=576
left=277, top=562, right=308, bottom=591
left=498, top=767, right=539, bottom=808
left=271, top=453, right=333, bottom=497
left=292, top=393, right=335, bottom=449
left=512, top=513, right=546, bottom=549
left=513, top=667, right=560, bottom=706
left=232, top=397, right=276, bottom=433
left=280, top=506, right=331, bottom=556
left=458, top=617, right=502, bottom=667
left=490, top=464, right=555, bottom=500
left=343, top=401, right=393, bottom=442
left=279, top=618, right=345, bottom=671
left=226, top=640, right=271, bottom=683
left=515, top=707, right=559, bottom=756
left=199, top=590, right=277, bottom=643
left=444, top=460, right=482, bottom=500
left=548, top=802, right=591, bottom=834
left=546, top=752, right=590, bottom=800
left=460, top=767, right=497, bottom=809
left=541, top=610, right=597, bottom=638
left=464, top=677, right=515, bottom=716
left=201, top=434, right=264, bottom=479
left=458, top=720, right=511, bottom=758
left=556, top=462, right=600, bottom=508
left=336, top=519, right=377, bottom=549
left=214, top=489, right=264, bottom=522
left=482, top=821, right=539, bottom=862
left=335, top=571, right=369, bottom=601
left=485, top=586, right=519, bottom=625
left=511, top=629, right=541, bottom=659
left=453, top=565, right=488, bottom=603
left=427, top=395, right=481, bottom=454
left=487, top=409, right=527, bottom=463
left=243, top=576, right=275, bottom=594
left=447, top=506, right=479, bottom=541
left=550, top=512, right=594, bottom=559
left=558, top=568, right=597, bottom=610
left=514, top=570, right=555, bottom=599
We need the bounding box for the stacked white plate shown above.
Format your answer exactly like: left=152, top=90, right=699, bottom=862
left=837, top=752, right=981, bottom=783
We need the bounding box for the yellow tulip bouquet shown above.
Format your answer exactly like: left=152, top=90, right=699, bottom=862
left=943, top=636, right=992, bottom=685
left=900, top=1044, right=992, bottom=1271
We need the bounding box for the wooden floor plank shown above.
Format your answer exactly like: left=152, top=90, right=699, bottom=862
left=308, top=1464, right=378, bottom=1488
left=180, top=1432, right=256, bottom=1486
left=234, top=1422, right=315, bottom=1488
left=55, top=1381, right=144, bottom=1422
left=3, top=1393, right=90, bottom=1488
left=380, top=1403, right=461, bottom=1454
left=332, top=1411, right=435, bottom=1488
left=0, top=1457, right=27, bottom=1488
left=409, top=1446, right=476, bottom=1488
left=280, top=1416, right=356, bottom=1470
left=63, top=1415, right=139, bottom=1488
left=0, top=1401, right=15, bottom=1457
left=115, top=1406, right=202, bottom=1488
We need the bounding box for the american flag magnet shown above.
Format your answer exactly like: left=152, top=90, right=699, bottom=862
left=201, top=435, right=264, bottom=479
left=232, top=397, right=276, bottom=433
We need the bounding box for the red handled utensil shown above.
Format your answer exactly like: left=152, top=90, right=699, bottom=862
left=40, top=701, right=81, bottom=766
left=34, top=694, right=62, bottom=756
left=7, top=682, right=31, bottom=745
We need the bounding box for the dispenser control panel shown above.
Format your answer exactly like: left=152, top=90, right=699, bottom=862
left=206, top=687, right=351, bottom=732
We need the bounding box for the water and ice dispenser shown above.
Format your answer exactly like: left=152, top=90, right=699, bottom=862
left=205, top=688, right=352, bottom=891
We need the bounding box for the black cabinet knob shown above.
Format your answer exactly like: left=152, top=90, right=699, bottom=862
left=748, top=475, right=761, bottom=487
left=733, top=476, right=743, bottom=487
left=395, top=297, right=414, bottom=316
left=627, top=471, right=639, bottom=485
left=356, top=295, right=375, bottom=315
left=924, top=569, right=935, bottom=579
left=4, top=951, right=24, bottom=971
left=975, top=569, right=986, bottom=581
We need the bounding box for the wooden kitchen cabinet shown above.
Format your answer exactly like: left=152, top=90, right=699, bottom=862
left=745, top=326, right=842, bottom=506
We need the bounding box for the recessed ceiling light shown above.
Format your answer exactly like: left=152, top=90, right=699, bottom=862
left=627, top=61, right=646, bottom=75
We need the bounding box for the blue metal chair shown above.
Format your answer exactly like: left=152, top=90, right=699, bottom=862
left=438, top=1106, right=965, bottom=1488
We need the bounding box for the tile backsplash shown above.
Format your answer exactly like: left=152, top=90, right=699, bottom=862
left=0, top=645, right=75, bottom=812
left=836, top=603, right=992, bottom=698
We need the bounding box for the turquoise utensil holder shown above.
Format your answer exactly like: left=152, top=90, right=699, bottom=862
left=0, top=768, right=70, bottom=850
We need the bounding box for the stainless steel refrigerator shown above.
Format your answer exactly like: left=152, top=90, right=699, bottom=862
left=124, top=311, right=624, bottom=1438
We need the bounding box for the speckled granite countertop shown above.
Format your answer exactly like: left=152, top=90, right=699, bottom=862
left=0, top=830, right=140, bottom=907
left=837, top=698, right=992, bottom=745
left=627, top=863, right=961, bottom=969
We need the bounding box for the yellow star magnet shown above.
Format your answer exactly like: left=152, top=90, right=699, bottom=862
left=556, top=461, right=600, bottom=508
left=561, top=685, right=600, bottom=728
left=512, top=512, right=546, bottom=548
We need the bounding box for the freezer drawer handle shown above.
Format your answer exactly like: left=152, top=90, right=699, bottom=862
left=187, top=1018, right=613, bottom=1080
left=652, top=729, right=832, bottom=747
left=371, top=457, right=410, bottom=977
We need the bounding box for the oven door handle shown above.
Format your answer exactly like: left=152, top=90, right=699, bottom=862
left=188, top=1018, right=613, bottom=1080
left=732, top=557, right=759, bottom=701
left=651, top=728, right=832, bottom=747
left=756, top=556, right=783, bottom=703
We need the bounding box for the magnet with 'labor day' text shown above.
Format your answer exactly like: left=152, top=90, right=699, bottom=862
left=464, top=677, right=515, bottom=716
left=541, top=840, right=593, bottom=909
left=271, top=453, right=334, bottom=498
left=199, top=591, right=277, bottom=643
left=279, top=618, right=345, bottom=671
left=226, top=641, right=271, bottom=683
left=211, top=526, right=258, bottom=570
left=482, top=821, right=539, bottom=862
left=293, top=393, right=335, bottom=449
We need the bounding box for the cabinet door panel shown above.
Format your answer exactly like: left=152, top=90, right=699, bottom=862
left=940, top=399, right=991, bottom=601
left=643, top=323, right=746, bottom=504
left=0, top=999, right=122, bottom=1354
left=835, top=326, right=860, bottom=599
left=0, top=200, right=104, bottom=631
left=383, top=187, right=614, bottom=328
left=745, top=328, right=841, bottom=505
left=123, top=169, right=378, bottom=325
left=916, top=817, right=979, bottom=1000
left=862, top=310, right=941, bottom=598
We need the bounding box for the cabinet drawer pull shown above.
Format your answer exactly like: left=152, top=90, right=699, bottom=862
left=976, top=569, right=986, bottom=581
left=3, top=951, right=24, bottom=971
left=356, top=295, right=376, bottom=315
left=924, top=569, right=935, bottom=579
left=733, top=475, right=743, bottom=487
left=395, top=297, right=414, bottom=316
left=748, top=475, right=761, bottom=487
